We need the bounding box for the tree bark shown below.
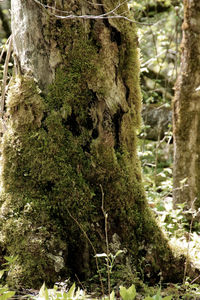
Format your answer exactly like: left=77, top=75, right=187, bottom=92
left=0, top=0, right=186, bottom=289
left=173, top=0, right=200, bottom=209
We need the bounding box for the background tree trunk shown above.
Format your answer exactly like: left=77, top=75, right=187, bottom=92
left=0, top=0, right=185, bottom=289
left=173, top=0, right=200, bottom=209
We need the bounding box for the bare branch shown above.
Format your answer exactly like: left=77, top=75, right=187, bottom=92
left=32, top=0, right=154, bottom=26
left=1, top=35, right=12, bottom=116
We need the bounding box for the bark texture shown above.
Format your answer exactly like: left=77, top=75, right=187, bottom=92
left=0, top=0, right=185, bottom=289
left=173, top=0, right=200, bottom=208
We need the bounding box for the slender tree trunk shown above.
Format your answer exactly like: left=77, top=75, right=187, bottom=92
left=0, top=0, right=186, bottom=289
left=173, top=0, right=200, bottom=209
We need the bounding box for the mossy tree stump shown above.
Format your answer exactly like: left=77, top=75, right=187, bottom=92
left=0, top=0, right=186, bottom=289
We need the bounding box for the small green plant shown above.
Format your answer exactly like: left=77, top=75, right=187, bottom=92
left=144, top=288, right=172, bottom=300
left=33, top=282, right=88, bottom=300
left=0, top=256, right=18, bottom=300
left=1, top=255, right=18, bottom=272
left=104, top=290, right=115, bottom=300
left=95, top=250, right=125, bottom=279
left=0, top=286, right=15, bottom=300
left=119, top=284, right=136, bottom=300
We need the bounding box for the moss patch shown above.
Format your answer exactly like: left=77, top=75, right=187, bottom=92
left=0, top=9, right=184, bottom=289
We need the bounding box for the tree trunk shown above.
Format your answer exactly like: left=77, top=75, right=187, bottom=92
left=0, top=0, right=185, bottom=289
left=173, top=0, right=200, bottom=209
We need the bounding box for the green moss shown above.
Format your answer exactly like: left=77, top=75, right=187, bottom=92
left=0, top=31, right=101, bottom=287
left=6, top=76, right=44, bottom=130
left=0, top=11, right=184, bottom=289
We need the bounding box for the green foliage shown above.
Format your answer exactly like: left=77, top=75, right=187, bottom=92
left=0, top=288, right=15, bottom=300
left=143, top=288, right=172, bottom=300
left=1, top=256, right=200, bottom=299
left=31, top=283, right=174, bottom=300
left=34, top=282, right=88, bottom=300
left=95, top=250, right=125, bottom=278
left=0, top=256, right=16, bottom=300
left=138, top=129, right=173, bottom=205
left=120, top=284, right=136, bottom=300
